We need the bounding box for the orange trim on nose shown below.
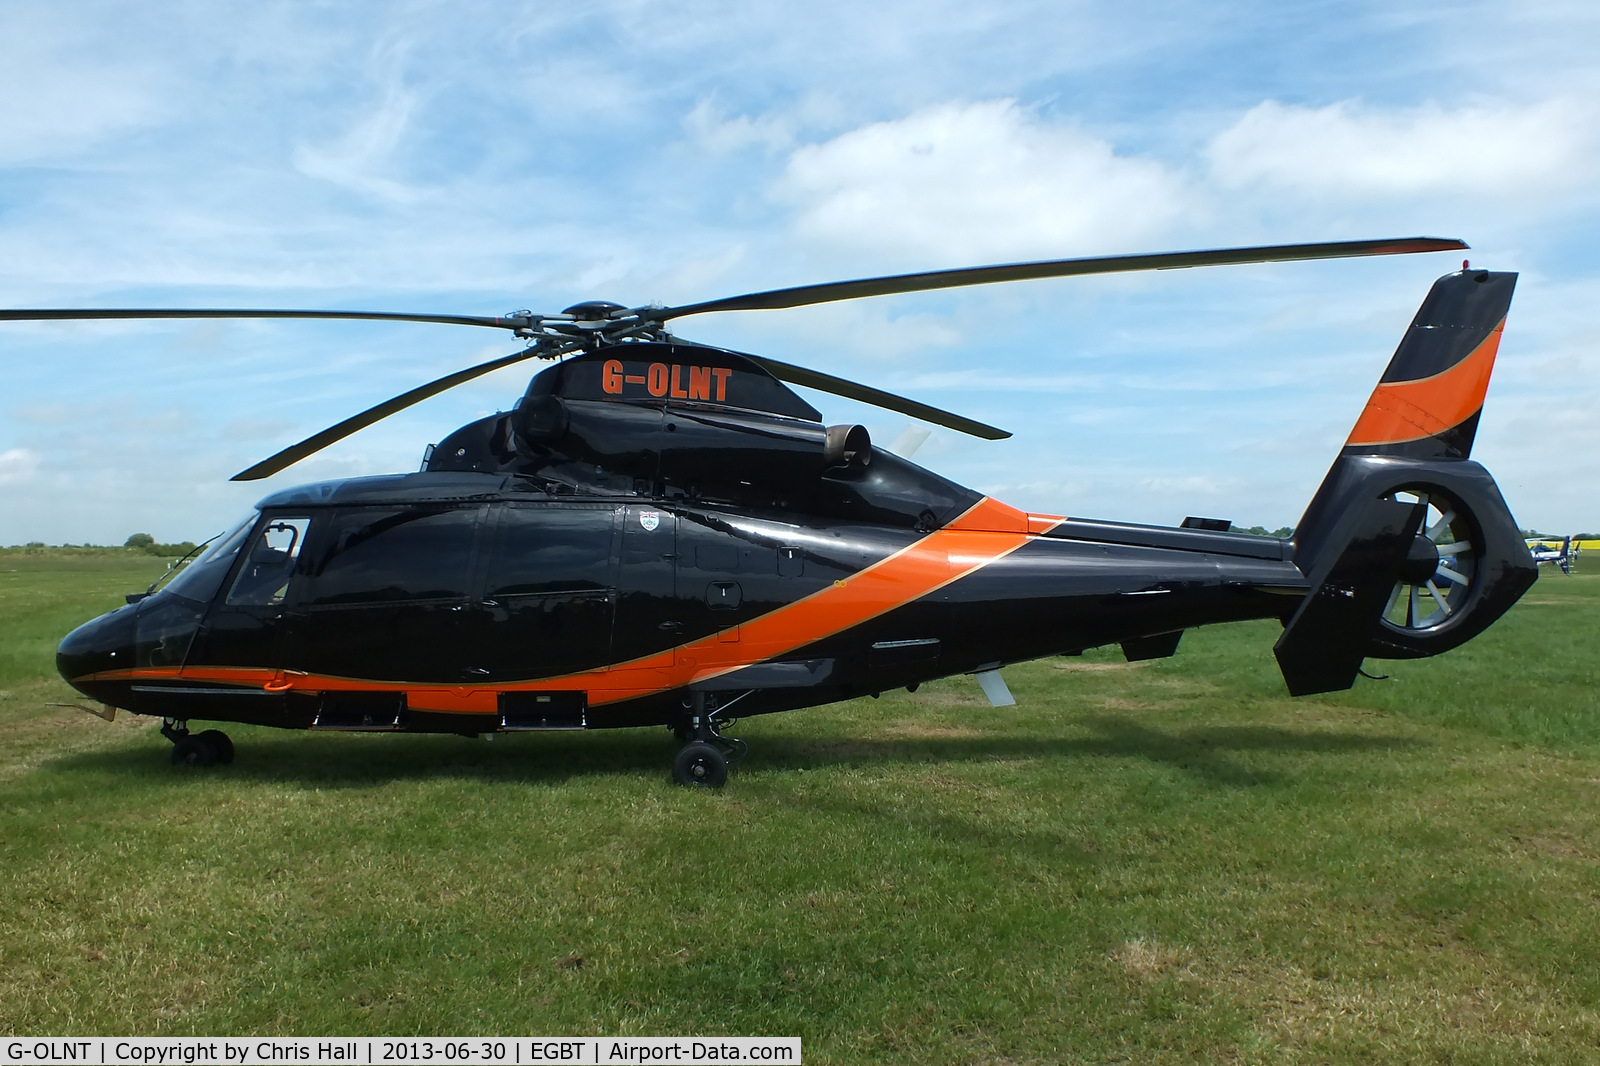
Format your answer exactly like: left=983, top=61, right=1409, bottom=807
left=1345, top=318, right=1504, bottom=447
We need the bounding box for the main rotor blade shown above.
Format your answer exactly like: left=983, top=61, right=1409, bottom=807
left=0, top=308, right=525, bottom=329
left=230, top=344, right=561, bottom=482
left=657, top=237, right=1469, bottom=320
left=747, top=355, right=1010, bottom=440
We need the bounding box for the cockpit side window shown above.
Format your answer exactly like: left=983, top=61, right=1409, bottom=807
left=159, top=514, right=256, bottom=605
left=227, top=516, right=312, bottom=606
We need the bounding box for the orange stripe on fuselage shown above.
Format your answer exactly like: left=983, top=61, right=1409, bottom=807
left=659, top=495, right=1038, bottom=693
left=78, top=497, right=1060, bottom=714
left=1345, top=318, right=1504, bottom=447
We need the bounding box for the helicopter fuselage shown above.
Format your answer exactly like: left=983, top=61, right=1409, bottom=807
left=57, top=466, right=1307, bottom=735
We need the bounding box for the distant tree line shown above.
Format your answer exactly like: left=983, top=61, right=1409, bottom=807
left=1230, top=525, right=1295, bottom=538
left=123, top=533, right=200, bottom=557
left=1521, top=529, right=1598, bottom=540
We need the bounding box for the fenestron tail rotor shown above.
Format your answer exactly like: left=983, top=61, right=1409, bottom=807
left=0, top=236, right=1467, bottom=479
left=1380, top=489, right=1481, bottom=633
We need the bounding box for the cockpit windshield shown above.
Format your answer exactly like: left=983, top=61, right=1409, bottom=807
left=158, top=513, right=257, bottom=605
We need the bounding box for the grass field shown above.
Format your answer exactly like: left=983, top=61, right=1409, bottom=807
left=2, top=551, right=1598, bottom=1062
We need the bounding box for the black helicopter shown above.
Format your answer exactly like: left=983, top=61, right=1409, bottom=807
left=11, top=237, right=1536, bottom=786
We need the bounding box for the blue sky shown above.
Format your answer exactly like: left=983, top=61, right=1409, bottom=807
left=2, top=0, right=1597, bottom=544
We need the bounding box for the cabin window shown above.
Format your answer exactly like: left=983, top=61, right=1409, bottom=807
left=484, top=504, right=616, bottom=599
left=227, top=516, right=312, bottom=606
left=304, top=506, right=480, bottom=606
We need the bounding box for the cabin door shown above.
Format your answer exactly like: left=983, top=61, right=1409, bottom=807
left=611, top=504, right=680, bottom=690
left=461, top=502, right=620, bottom=683
left=285, top=504, right=485, bottom=685
left=172, top=514, right=311, bottom=721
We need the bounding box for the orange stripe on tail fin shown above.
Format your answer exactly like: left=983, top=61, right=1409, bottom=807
left=1340, top=269, right=1516, bottom=460
left=1345, top=317, right=1503, bottom=448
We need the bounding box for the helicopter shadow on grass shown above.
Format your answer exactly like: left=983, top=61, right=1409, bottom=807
left=750, top=716, right=1430, bottom=865
left=44, top=727, right=680, bottom=789
left=761, top=713, right=1426, bottom=790
left=45, top=712, right=1424, bottom=793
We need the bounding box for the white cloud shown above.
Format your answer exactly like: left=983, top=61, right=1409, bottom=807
left=0, top=447, right=39, bottom=486
left=1208, top=98, right=1595, bottom=198
left=777, top=100, right=1191, bottom=265
left=1137, top=474, right=1236, bottom=497
left=683, top=99, right=797, bottom=156
left=292, top=48, right=427, bottom=204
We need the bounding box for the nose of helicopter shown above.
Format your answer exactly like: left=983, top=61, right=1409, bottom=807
left=57, top=603, right=139, bottom=699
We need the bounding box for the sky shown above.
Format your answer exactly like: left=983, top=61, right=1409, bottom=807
left=2, top=0, right=1597, bottom=544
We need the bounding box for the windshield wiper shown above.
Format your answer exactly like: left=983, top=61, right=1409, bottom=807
left=127, top=532, right=223, bottom=603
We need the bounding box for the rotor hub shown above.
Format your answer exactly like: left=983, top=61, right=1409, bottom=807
left=1399, top=534, right=1441, bottom=585
left=562, top=300, right=626, bottom=321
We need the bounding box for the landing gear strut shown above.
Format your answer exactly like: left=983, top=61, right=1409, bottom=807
left=162, top=719, right=235, bottom=767
left=670, top=691, right=746, bottom=788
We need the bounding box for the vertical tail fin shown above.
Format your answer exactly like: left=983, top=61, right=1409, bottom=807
left=1299, top=268, right=1519, bottom=572
left=1341, top=268, right=1516, bottom=460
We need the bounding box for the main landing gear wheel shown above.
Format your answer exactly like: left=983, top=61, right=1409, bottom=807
left=1380, top=487, right=1481, bottom=639
left=673, top=742, right=729, bottom=788
left=670, top=691, right=745, bottom=787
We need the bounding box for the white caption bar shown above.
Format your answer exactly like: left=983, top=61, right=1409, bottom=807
left=1, top=1039, right=800, bottom=1066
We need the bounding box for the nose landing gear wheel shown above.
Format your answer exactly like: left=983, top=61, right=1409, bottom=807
left=171, top=734, right=218, bottom=767
left=163, top=719, right=234, bottom=767
left=673, top=741, right=729, bottom=788
left=196, top=729, right=235, bottom=765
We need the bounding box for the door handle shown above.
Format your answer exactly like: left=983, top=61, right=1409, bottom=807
left=658, top=620, right=683, bottom=632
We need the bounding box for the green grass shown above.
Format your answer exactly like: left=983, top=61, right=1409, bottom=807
left=0, top=550, right=170, bottom=688
left=3, top=556, right=1599, bottom=1063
